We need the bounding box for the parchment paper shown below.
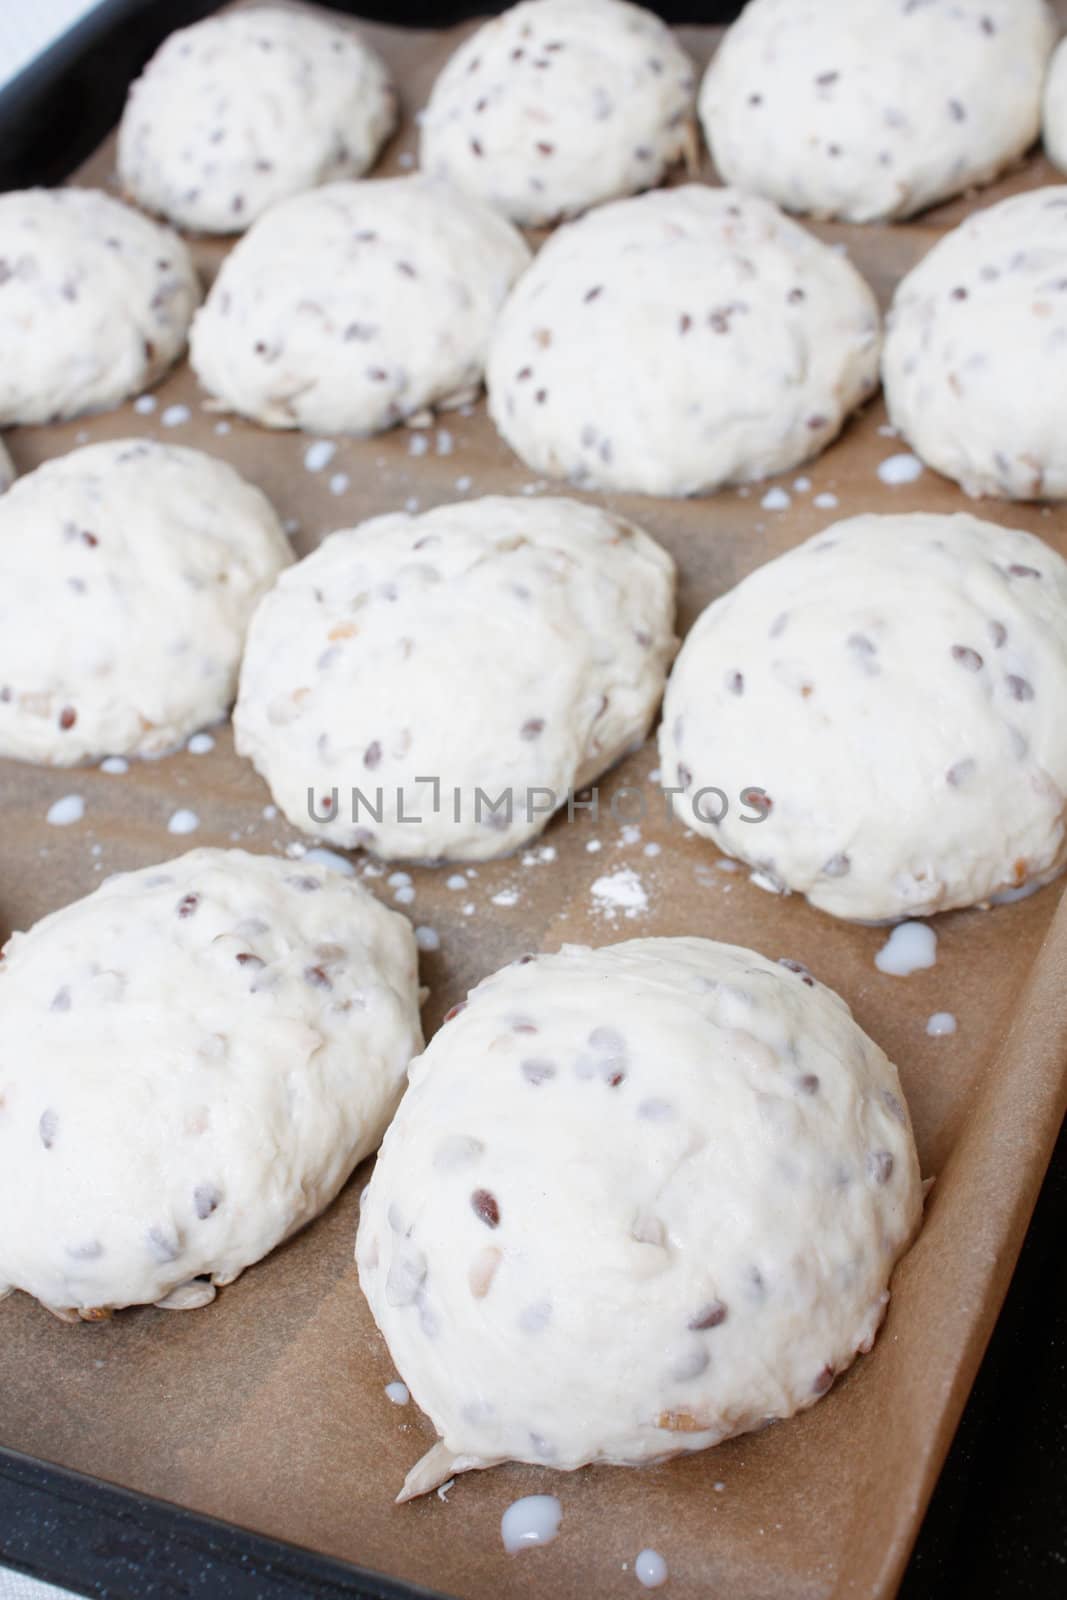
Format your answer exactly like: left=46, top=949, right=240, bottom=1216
left=2, top=9, right=1067, bottom=1599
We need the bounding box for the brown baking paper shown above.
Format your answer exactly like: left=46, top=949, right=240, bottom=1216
left=3, top=8, right=1067, bottom=1598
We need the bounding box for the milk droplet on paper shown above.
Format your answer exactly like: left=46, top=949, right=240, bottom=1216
left=167, top=808, right=200, bottom=836
left=875, top=922, right=937, bottom=975
left=160, top=403, right=191, bottom=428
left=813, top=491, right=838, bottom=509
left=877, top=453, right=923, bottom=485
left=133, top=394, right=157, bottom=414
left=304, top=439, right=336, bottom=473
left=635, top=1549, right=669, bottom=1588
left=100, top=756, right=128, bottom=774
left=414, top=925, right=440, bottom=952
left=926, top=1011, right=957, bottom=1036
left=328, top=472, right=350, bottom=496
left=46, top=794, right=85, bottom=826
left=491, top=888, right=519, bottom=907
left=501, top=1495, right=562, bottom=1554
left=760, top=487, right=790, bottom=511
left=187, top=732, right=214, bottom=755
left=385, top=1381, right=409, bottom=1406
left=446, top=873, right=467, bottom=891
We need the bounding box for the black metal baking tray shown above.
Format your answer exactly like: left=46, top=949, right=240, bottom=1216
left=0, top=4, right=1063, bottom=1597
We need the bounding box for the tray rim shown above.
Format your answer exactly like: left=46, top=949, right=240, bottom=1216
left=0, top=4, right=1064, bottom=1598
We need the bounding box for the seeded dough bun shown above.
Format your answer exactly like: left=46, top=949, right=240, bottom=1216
left=419, top=0, right=695, bottom=226
left=357, top=936, right=922, bottom=1499
left=659, top=512, right=1067, bottom=922
left=699, top=0, right=1055, bottom=225
left=0, top=439, right=291, bottom=766
left=0, top=188, right=199, bottom=425
left=189, top=176, right=530, bottom=435
left=0, top=848, right=423, bottom=1321
left=883, top=188, right=1067, bottom=500
left=118, top=7, right=397, bottom=234
left=233, top=496, right=676, bottom=861
left=486, top=185, right=881, bottom=496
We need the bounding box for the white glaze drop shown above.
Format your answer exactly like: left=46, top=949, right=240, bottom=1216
left=500, top=1495, right=562, bottom=1554
left=876, top=452, right=923, bottom=485
left=875, top=922, right=937, bottom=976
left=167, top=808, right=200, bottom=836
left=303, top=439, right=336, bottom=473
left=760, top=487, right=790, bottom=511
left=635, top=1549, right=669, bottom=1588
left=46, top=794, right=85, bottom=826
left=385, top=1381, right=409, bottom=1406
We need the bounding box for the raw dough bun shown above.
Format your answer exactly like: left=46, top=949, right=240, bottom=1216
left=0, top=188, right=199, bottom=424
left=0, top=848, right=422, bottom=1320
left=189, top=176, right=530, bottom=435
left=1044, top=38, right=1067, bottom=173
left=419, top=0, right=696, bottom=227
left=883, top=188, right=1067, bottom=499
left=118, top=7, right=397, bottom=234
left=699, top=0, right=1055, bottom=224
left=0, top=440, right=13, bottom=492
left=234, top=496, right=676, bottom=860
left=357, top=936, right=922, bottom=1498
left=659, top=512, right=1067, bottom=922
left=486, top=185, right=880, bottom=496
left=0, top=439, right=291, bottom=766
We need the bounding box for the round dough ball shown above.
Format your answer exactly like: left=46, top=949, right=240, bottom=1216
left=1044, top=37, right=1067, bottom=173
left=118, top=7, right=397, bottom=234
left=0, top=188, right=199, bottom=425
left=659, top=512, right=1067, bottom=922
left=357, top=936, right=922, bottom=1499
left=189, top=176, right=530, bottom=435
left=0, top=439, right=291, bottom=766
left=486, top=185, right=881, bottom=497
left=234, top=496, right=676, bottom=860
left=419, top=0, right=696, bottom=227
left=883, top=188, right=1067, bottom=499
left=699, top=0, right=1055, bottom=224
left=0, top=848, right=422, bottom=1320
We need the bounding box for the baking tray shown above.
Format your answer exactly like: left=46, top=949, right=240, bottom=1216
left=2, top=4, right=1067, bottom=1598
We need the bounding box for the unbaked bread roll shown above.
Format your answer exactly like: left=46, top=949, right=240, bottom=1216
left=233, top=495, right=676, bottom=860
left=659, top=512, right=1067, bottom=921
left=189, top=176, right=530, bottom=435
left=883, top=187, right=1067, bottom=499
left=0, top=848, right=423, bottom=1320
left=1044, top=37, right=1067, bottom=174
left=419, top=0, right=695, bottom=226
left=118, top=7, right=397, bottom=233
left=0, top=439, right=291, bottom=766
left=357, top=936, right=922, bottom=1498
left=699, top=0, right=1055, bottom=223
left=486, top=185, right=880, bottom=496
left=0, top=188, right=199, bottom=424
